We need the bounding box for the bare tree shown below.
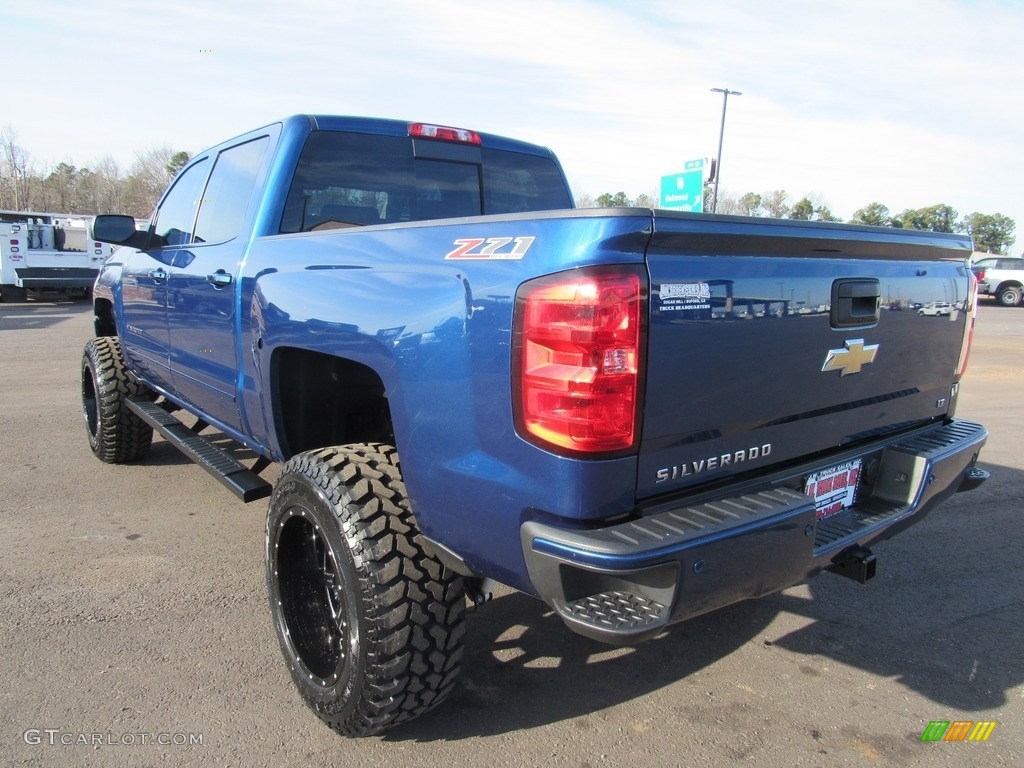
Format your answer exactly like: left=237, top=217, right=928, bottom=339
left=90, top=155, right=125, bottom=213
left=714, top=194, right=743, bottom=215
left=0, top=125, right=35, bottom=210
left=125, top=146, right=180, bottom=217
left=761, top=190, right=789, bottom=219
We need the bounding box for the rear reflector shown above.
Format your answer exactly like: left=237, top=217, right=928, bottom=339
left=408, top=122, right=481, bottom=145
left=513, top=267, right=646, bottom=457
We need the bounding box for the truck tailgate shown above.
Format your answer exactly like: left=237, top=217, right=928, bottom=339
left=638, top=214, right=974, bottom=500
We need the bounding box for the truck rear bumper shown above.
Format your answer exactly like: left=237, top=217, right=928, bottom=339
left=15, top=267, right=99, bottom=290
left=520, top=420, right=988, bottom=644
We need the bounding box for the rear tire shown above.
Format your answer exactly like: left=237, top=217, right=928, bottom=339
left=266, top=443, right=465, bottom=736
left=997, top=285, right=1021, bottom=306
left=81, top=337, right=154, bottom=462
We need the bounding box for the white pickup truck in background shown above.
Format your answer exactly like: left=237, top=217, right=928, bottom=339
left=0, top=213, right=111, bottom=302
left=971, top=254, right=1024, bottom=307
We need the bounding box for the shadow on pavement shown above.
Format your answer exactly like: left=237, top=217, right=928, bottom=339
left=386, top=458, right=1021, bottom=740
left=392, top=588, right=780, bottom=742
left=767, top=458, right=1021, bottom=712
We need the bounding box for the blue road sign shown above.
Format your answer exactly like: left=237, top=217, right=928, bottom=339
left=660, top=159, right=706, bottom=212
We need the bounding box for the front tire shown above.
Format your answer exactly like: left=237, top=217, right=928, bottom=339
left=266, top=444, right=465, bottom=736
left=81, top=337, right=153, bottom=462
left=997, top=285, right=1021, bottom=306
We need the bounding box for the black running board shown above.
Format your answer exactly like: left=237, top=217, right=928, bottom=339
left=127, top=398, right=273, bottom=503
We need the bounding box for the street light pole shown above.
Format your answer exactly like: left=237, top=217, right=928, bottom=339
left=710, top=87, right=742, bottom=214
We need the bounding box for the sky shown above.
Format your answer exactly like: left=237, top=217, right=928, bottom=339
left=5, top=0, right=1023, bottom=247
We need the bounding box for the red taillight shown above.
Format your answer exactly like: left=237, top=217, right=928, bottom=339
left=513, top=268, right=646, bottom=456
left=9, top=239, right=18, bottom=245
left=408, top=122, right=481, bottom=145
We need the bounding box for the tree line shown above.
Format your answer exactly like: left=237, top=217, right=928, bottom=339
left=0, top=126, right=190, bottom=219
left=577, top=189, right=1017, bottom=255
left=1, top=124, right=1015, bottom=254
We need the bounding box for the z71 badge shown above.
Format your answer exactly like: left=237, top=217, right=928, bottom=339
left=445, top=236, right=535, bottom=261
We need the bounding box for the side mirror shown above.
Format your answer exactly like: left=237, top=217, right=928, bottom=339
left=92, top=214, right=152, bottom=250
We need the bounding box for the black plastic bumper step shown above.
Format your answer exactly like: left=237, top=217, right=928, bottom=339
left=127, top=398, right=273, bottom=503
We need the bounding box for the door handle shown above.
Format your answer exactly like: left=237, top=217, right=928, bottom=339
left=148, top=268, right=168, bottom=282
left=207, top=271, right=232, bottom=288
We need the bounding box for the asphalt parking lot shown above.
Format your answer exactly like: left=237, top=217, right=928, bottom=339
left=1, top=298, right=1020, bottom=768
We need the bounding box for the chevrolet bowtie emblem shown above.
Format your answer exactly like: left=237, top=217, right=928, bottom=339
left=821, top=339, right=879, bottom=376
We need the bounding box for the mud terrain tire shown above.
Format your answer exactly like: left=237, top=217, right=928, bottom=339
left=266, top=443, right=465, bottom=736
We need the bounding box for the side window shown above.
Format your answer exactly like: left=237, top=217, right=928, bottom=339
left=151, top=159, right=209, bottom=247
left=280, top=132, right=408, bottom=233
left=194, top=137, right=270, bottom=245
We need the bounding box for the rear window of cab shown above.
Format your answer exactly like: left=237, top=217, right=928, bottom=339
left=279, top=131, right=571, bottom=233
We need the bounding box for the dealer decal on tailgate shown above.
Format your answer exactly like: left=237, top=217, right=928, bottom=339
left=445, top=236, right=535, bottom=260
left=805, top=459, right=862, bottom=520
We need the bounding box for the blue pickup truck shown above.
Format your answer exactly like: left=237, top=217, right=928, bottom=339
left=84, top=115, right=989, bottom=736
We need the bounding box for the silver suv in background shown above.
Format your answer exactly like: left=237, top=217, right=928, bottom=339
left=972, top=256, right=1024, bottom=306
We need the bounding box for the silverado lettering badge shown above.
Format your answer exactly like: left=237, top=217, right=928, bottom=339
left=656, top=443, right=772, bottom=483
left=821, top=339, right=879, bottom=376
left=445, top=236, right=535, bottom=260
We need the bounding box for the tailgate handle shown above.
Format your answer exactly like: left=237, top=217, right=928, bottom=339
left=831, top=278, right=880, bottom=327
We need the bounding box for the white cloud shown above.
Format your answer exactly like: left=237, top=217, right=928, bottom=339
left=5, top=0, right=1022, bottom=243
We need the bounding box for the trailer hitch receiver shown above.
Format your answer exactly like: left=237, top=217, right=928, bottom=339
left=827, top=546, right=877, bottom=584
